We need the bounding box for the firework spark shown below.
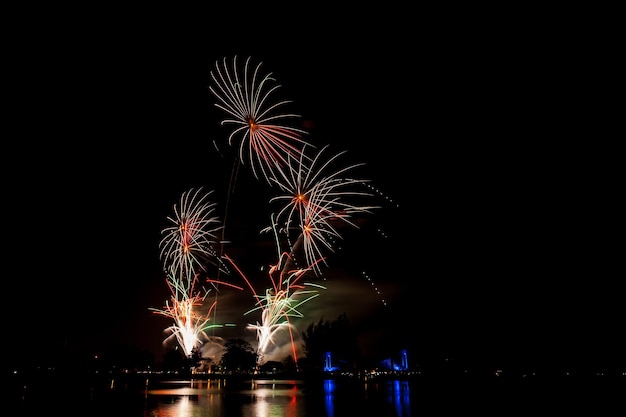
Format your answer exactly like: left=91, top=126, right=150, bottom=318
left=209, top=55, right=314, bottom=185
left=159, top=187, right=226, bottom=290
left=268, top=144, right=379, bottom=275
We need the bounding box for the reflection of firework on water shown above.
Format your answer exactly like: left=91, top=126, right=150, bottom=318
left=209, top=55, right=313, bottom=185
left=268, top=144, right=379, bottom=276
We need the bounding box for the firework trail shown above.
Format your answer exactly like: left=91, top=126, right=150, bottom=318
left=267, top=144, right=380, bottom=276
left=209, top=55, right=314, bottom=185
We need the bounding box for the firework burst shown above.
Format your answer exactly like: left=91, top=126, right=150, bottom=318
left=159, top=187, right=226, bottom=289
left=209, top=55, right=314, bottom=185
left=268, top=144, right=379, bottom=275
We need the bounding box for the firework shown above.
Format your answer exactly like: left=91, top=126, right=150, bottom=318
left=222, top=216, right=326, bottom=366
left=209, top=55, right=314, bottom=185
left=151, top=272, right=242, bottom=357
left=159, top=187, right=225, bottom=291
left=152, top=57, right=381, bottom=368
left=267, top=144, right=379, bottom=275
left=149, top=277, right=219, bottom=357
left=224, top=250, right=325, bottom=367
left=154, top=188, right=233, bottom=357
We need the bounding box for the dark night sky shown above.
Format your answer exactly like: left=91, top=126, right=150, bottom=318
left=5, top=7, right=621, bottom=371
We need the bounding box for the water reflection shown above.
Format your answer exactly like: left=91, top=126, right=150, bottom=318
left=389, top=380, right=412, bottom=417
left=11, top=373, right=418, bottom=416
left=144, top=377, right=414, bottom=417
left=324, top=379, right=336, bottom=417
left=11, top=370, right=625, bottom=415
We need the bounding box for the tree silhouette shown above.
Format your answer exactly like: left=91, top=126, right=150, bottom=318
left=161, top=347, right=186, bottom=372
left=220, top=338, right=257, bottom=374
left=302, top=313, right=361, bottom=372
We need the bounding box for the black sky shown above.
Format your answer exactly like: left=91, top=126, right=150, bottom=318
left=5, top=7, right=621, bottom=371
